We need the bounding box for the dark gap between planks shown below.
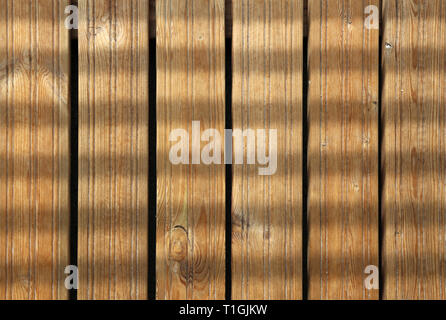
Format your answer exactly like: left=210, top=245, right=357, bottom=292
left=225, top=37, right=233, bottom=301
left=148, top=38, right=157, bottom=300
left=69, top=33, right=78, bottom=301
left=302, top=34, right=309, bottom=300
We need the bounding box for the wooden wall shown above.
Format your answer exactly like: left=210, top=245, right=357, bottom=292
left=0, top=0, right=445, bottom=300
left=0, top=0, right=70, bottom=299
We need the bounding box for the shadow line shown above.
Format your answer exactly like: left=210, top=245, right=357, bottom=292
left=69, top=32, right=78, bottom=301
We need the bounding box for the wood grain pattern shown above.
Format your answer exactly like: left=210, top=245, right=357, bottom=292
left=0, top=0, right=70, bottom=300
left=78, top=0, right=149, bottom=300
left=382, top=0, right=446, bottom=300
left=307, top=0, right=379, bottom=299
left=156, top=0, right=226, bottom=300
left=231, top=0, right=303, bottom=300
left=74, top=0, right=310, bottom=39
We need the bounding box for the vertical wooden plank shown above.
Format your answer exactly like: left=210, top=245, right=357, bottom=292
left=307, top=0, right=379, bottom=299
left=231, top=0, right=303, bottom=300
left=382, top=0, right=446, bottom=299
left=156, top=0, right=226, bottom=300
left=78, top=0, right=149, bottom=299
left=0, top=0, right=70, bottom=299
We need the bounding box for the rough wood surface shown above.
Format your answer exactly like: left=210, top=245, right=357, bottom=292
left=231, top=0, right=303, bottom=300
left=156, top=0, right=226, bottom=300
left=78, top=0, right=149, bottom=300
left=307, top=0, right=379, bottom=299
left=0, top=0, right=70, bottom=300
left=382, top=0, right=446, bottom=300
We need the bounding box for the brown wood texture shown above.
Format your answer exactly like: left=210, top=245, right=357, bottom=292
left=382, top=0, right=446, bottom=300
left=231, top=0, right=303, bottom=300
left=74, top=0, right=309, bottom=39
left=0, top=0, right=70, bottom=299
left=156, top=0, right=226, bottom=300
left=307, top=0, right=379, bottom=299
left=78, top=0, right=149, bottom=299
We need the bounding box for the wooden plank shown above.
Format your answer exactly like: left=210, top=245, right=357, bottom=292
left=0, top=0, right=70, bottom=299
left=382, top=0, right=446, bottom=300
left=156, top=0, right=226, bottom=300
left=231, top=0, right=303, bottom=300
left=74, top=0, right=310, bottom=39
left=307, top=0, right=379, bottom=299
left=78, top=0, right=149, bottom=299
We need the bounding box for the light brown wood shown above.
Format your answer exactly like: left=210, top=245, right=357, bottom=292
left=382, top=0, right=446, bottom=300
left=74, top=0, right=309, bottom=39
left=307, top=0, right=379, bottom=299
left=231, top=0, right=303, bottom=300
left=156, top=0, right=226, bottom=300
left=0, top=0, right=70, bottom=300
left=78, top=0, right=149, bottom=300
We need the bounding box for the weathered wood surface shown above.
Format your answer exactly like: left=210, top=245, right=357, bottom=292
left=156, top=0, right=226, bottom=300
left=231, top=0, right=303, bottom=300
left=307, top=0, right=379, bottom=299
left=382, top=0, right=446, bottom=300
left=0, top=0, right=70, bottom=299
left=78, top=0, right=149, bottom=299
